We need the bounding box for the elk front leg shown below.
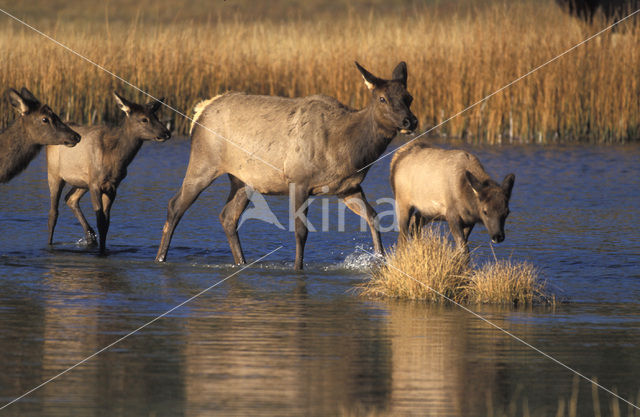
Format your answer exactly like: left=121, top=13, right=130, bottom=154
left=463, top=224, right=475, bottom=242
left=47, top=175, right=65, bottom=245
left=409, top=211, right=428, bottom=238
left=89, top=187, right=108, bottom=254
left=99, top=190, right=116, bottom=252
left=156, top=165, right=220, bottom=262
left=395, top=200, right=411, bottom=248
left=291, top=185, right=310, bottom=270
left=446, top=214, right=469, bottom=253
left=341, top=186, right=383, bottom=254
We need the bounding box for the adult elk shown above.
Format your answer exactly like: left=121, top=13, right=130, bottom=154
left=1, top=88, right=80, bottom=183
left=391, top=142, right=515, bottom=252
left=156, top=61, right=418, bottom=269
left=47, top=91, right=171, bottom=253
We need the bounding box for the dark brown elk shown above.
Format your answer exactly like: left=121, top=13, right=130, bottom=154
left=390, top=142, right=515, bottom=252
left=1, top=88, right=80, bottom=183
left=156, top=61, right=418, bottom=269
left=46, top=91, right=171, bottom=253
left=556, top=0, right=640, bottom=22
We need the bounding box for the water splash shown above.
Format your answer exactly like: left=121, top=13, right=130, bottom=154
left=339, top=245, right=383, bottom=271
left=75, top=237, right=95, bottom=247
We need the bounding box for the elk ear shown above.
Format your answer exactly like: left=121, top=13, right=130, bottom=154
left=7, top=88, right=31, bottom=115
left=147, top=97, right=164, bottom=113
left=19, top=87, right=41, bottom=105
left=113, top=91, right=132, bottom=116
left=355, top=61, right=382, bottom=91
left=465, top=171, right=484, bottom=197
left=392, top=61, right=407, bottom=88
left=502, top=173, right=515, bottom=199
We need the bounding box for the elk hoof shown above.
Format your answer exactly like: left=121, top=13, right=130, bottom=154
left=77, top=232, right=97, bottom=247
left=86, top=232, right=98, bottom=245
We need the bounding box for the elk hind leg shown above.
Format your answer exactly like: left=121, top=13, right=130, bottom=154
left=65, top=187, right=97, bottom=245
left=219, top=175, right=250, bottom=265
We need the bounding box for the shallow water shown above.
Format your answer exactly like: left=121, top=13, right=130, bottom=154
left=0, top=139, right=639, bottom=416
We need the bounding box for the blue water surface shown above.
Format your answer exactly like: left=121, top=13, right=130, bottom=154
left=0, top=138, right=638, bottom=416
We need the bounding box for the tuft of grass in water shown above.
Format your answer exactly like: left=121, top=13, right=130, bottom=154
left=357, top=227, right=554, bottom=305
left=358, top=228, right=471, bottom=303
left=466, top=259, right=554, bottom=305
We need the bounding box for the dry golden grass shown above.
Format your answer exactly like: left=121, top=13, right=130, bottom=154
left=1, top=0, right=639, bottom=142
left=358, top=228, right=470, bottom=302
left=358, top=227, right=554, bottom=305
left=467, top=259, right=554, bottom=305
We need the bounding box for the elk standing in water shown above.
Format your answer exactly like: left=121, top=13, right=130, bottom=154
left=156, top=61, right=418, bottom=269
left=391, top=142, right=515, bottom=251
left=1, top=88, right=80, bottom=183
left=47, top=91, right=171, bottom=253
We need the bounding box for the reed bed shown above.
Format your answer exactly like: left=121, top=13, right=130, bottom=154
left=357, top=227, right=554, bottom=305
left=1, top=0, right=639, bottom=143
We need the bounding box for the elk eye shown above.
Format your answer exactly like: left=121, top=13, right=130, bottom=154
left=42, top=117, right=49, bottom=124
left=379, top=96, right=387, bottom=104
left=141, top=117, right=149, bottom=124
left=483, top=209, right=488, bottom=215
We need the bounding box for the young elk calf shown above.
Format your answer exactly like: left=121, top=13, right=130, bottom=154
left=391, top=142, right=515, bottom=251
left=1, top=88, right=80, bottom=183
left=47, top=92, right=171, bottom=252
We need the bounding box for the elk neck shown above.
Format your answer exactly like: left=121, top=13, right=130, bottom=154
left=345, top=103, right=397, bottom=173
left=0, top=119, right=42, bottom=183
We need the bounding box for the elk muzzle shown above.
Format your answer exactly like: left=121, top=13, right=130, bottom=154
left=155, top=130, right=172, bottom=142
left=400, top=115, right=418, bottom=134
left=64, top=131, right=81, bottom=147
left=491, top=232, right=505, bottom=244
